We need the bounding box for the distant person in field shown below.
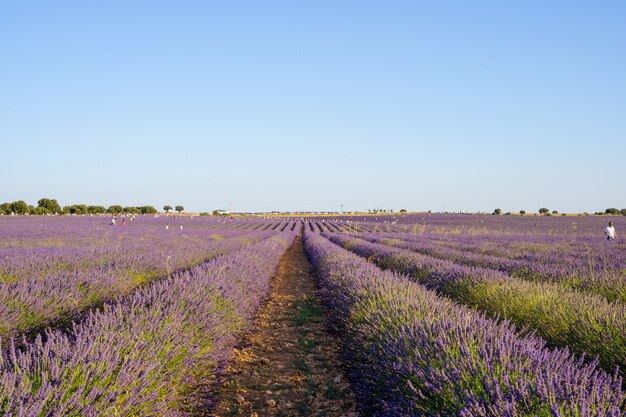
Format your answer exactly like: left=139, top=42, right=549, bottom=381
left=605, top=222, right=617, bottom=240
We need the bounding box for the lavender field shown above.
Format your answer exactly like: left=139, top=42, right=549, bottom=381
left=0, top=214, right=625, bottom=416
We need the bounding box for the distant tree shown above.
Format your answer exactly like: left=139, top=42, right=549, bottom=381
left=493, top=208, right=502, bottom=215
left=74, top=204, right=88, bottom=215
left=163, top=205, right=172, bottom=213
left=621, top=208, right=626, bottom=216
left=107, top=205, right=124, bottom=214
left=124, top=206, right=140, bottom=214
left=88, top=205, right=107, bottom=214
left=605, top=208, right=620, bottom=215
left=0, top=202, right=12, bottom=214
left=519, top=210, right=526, bottom=215
left=37, top=198, right=61, bottom=214
left=212, top=210, right=220, bottom=216
left=552, top=210, right=558, bottom=214
left=62, top=206, right=72, bottom=215
left=139, top=206, right=157, bottom=215
left=175, top=205, right=184, bottom=213
left=10, top=200, right=28, bottom=215
left=538, top=208, right=549, bottom=214
left=33, top=206, right=51, bottom=215
left=399, top=209, right=407, bottom=213
left=199, top=212, right=210, bottom=216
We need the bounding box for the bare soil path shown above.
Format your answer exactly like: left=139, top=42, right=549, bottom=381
left=212, top=235, right=357, bottom=417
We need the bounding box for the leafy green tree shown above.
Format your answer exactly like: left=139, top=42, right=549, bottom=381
left=605, top=208, right=620, bottom=215
left=33, top=206, right=51, bottom=215
left=139, top=206, right=157, bottom=215
left=519, top=210, right=526, bottom=215
left=107, top=205, right=124, bottom=214
left=0, top=203, right=11, bottom=214
left=539, top=208, right=549, bottom=214
left=87, top=205, right=107, bottom=214
left=10, top=200, right=28, bottom=215
left=493, top=208, right=502, bottom=215
left=399, top=209, right=407, bottom=213
left=552, top=210, right=558, bottom=214
left=621, top=208, right=626, bottom=216
left=124, top=206, right=140, bottom=214
left=73, top=204, right=88, bottom=215
left=212, top=210, right=220, bottom=216
left=37, top=198, right=61, bottom=214
left=175, top=205, right=184, bottom=213
left=163, top=205, right=172, bottom=213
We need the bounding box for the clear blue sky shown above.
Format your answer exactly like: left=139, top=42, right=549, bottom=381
left=2, top=2, right=624, bottom=213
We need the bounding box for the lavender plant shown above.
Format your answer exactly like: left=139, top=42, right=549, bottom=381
left=325, top=233, right=626, bottom=374
left=304, top=232, right=625, bottom=416
left=0, top=232, right=295, bottom=416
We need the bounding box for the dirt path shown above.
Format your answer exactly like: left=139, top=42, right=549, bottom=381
left=212, top=235, right=357, bottom=417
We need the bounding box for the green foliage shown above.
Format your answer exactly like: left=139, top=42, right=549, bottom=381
left=605, top=208, right=621, bottom=215
left=538, top=207, right=549, bottom=214
left=519, top=210, right=526, bottom=215
left=138, top=206, right=157, bottom=215
left=492, top=208, right=502, bottom=215
left=163, top=205, right=172, bottom=213
left=37, top=198, right=61, bottom=214
left=175, top=206, right=184, bottom=213
left=552, top=210, right=558, bottom=214
left=32, top=207, right=51, bottom=215
left=87, top=205, right=107, bottom=214
left=622, top=209, right=626, bottom=216
left=123, top=207, right=140, bottom=214
left=63, top=204, right=89, bottom=215
left=212, top=210, right=220, bottom=216
left=199, top=212, right=210, bottom=216
left=400, top=209, right=407, bottom=213
left=10, top=200, right=28, bottom=215
left=0, top=203, right=11, bottom=215
left=106, top=205, right=124, bottom=214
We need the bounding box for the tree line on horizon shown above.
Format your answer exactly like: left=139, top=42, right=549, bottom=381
left=0, top=198, right=160, bottom=216
left=492, top=207, right=626, bottom=216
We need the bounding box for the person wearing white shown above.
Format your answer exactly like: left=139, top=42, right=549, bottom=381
left=605, top=222, right=617, bottom=240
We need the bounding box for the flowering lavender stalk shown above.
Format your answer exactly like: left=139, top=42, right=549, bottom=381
left=0, top=230, right=273, bottom=342
left=304, top=232, right=625, bottom=416
left=325, top=232, right=626, bottom=374
left=0, top=232, right=295, bottom=416
left=355, top=232, right=626, bottom=303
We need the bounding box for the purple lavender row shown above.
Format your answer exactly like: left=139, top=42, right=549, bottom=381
left=304, top=232, right=625, bottom=416
left=324, top=232, right=626, bottom=374
left=0, top=231, right=273, bottom=341
left=414, top=232, right=626, bottom=271
left=0, top=232, right=295, bottom=416
left=355, top=232, right=626, bottom=303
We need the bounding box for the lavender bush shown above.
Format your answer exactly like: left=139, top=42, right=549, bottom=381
left=304, top=232, right=625, bottom=416
left=325, top=233, right=626, bottom=373
left=0, top=232, right=295, bottom=416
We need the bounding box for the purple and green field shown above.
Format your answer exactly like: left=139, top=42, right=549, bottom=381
left=0, top=214, right=624, bottom=416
